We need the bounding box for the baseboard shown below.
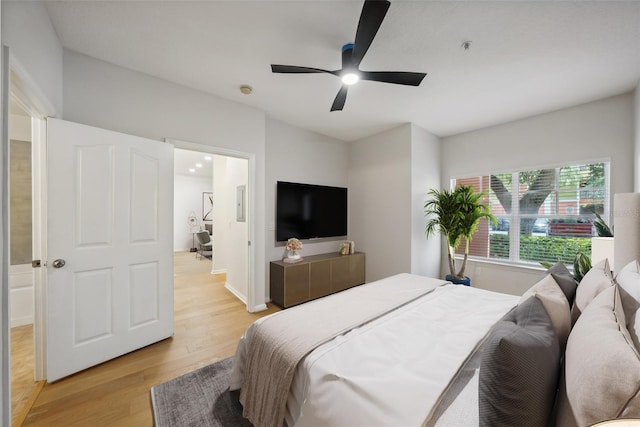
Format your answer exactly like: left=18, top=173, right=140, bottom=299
left=212, top=268, right=227, bottom=275
left=224, top=282, right=247, bottom=304
left=250, top=303, right=268, bottom=312
left=224, top=282, right=269, bottom=312
left=11, top=315, right=33, bottom=328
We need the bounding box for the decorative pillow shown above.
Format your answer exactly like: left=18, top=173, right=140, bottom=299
left=571, top=258, right=614, bottom=324
left=520, top=274, right=571, bottom=348
left=547, top=261, right=578, bottom=305
left=615, top=260, right=640, bottom=350
left=479, top=296, right=561, bottom=427
left=556, top=285, right=640, bottom=426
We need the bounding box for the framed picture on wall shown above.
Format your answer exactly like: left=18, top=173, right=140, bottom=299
left=202, top=192, right=213, bottom=221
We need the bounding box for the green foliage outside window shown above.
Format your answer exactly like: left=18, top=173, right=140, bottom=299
left=489, top=234, right=592, bottom=265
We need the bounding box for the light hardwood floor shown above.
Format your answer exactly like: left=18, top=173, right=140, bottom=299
left=11, top=323, right=38, bottom=426
left=20, top=251, right=280, bottom=426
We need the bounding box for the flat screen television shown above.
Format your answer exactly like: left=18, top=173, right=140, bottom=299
left=276, top=181, right=347, bottom=242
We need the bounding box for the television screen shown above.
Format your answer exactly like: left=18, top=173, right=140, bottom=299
left=276, top=181, right=347, bottom=242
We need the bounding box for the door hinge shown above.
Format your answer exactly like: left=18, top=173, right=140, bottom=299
left=32, top=260, right=42, bottom=268
left=248, top=241, right=251, bottom=246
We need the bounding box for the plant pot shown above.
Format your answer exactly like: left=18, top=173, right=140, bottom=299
left=445, top=274, right=471, bottom=286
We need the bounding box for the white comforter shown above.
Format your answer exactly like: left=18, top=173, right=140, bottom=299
left=233, top=276, right=518, bottom=427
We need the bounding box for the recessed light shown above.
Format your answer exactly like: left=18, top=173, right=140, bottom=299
left=240, top=85, right=252, bottom=95
left=189, top=168, right=196, bottom=173
left=204, top=156, right=212, bottom=161
left=195, top=163, right=203, bottom=168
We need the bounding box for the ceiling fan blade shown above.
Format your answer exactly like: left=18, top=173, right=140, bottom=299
left=271, top=64, right=336, bottom=75
left=360, top=71, right=427, bottom=86
left=351, top=0, right=390, bottom=68
left=330, top=86, right=349, bottom=112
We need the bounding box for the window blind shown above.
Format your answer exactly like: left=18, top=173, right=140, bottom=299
left=453, top=162, right=609, bottom=265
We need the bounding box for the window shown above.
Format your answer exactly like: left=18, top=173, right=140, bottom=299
left=453, top=161, right=609, bottom=265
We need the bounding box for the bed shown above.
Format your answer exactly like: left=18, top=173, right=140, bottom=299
left=231, top=261, right=640, bottom=427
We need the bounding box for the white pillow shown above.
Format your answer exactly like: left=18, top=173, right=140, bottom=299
left=615, top=259, right=640, bottom=350
left=572, top=258, right=614, bottom=324
left=556, top=285, right=640, bottom=426
left=520, top=274, right=571, bottom=348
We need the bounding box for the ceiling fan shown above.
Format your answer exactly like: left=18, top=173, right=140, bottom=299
left=271, top=0, right=427, bottom=112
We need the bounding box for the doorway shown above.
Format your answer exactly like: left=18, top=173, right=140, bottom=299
left=173, top=148, right=251, bottom=305
left=4, top=109, right=256, bottom=422
left=7, top=94, right=41, bottom=425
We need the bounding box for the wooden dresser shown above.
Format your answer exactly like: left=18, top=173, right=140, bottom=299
left=269, top=252, right=365, bottom=308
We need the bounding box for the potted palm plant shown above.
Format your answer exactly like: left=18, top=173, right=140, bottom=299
left=424, top=185, right=496, bottom=285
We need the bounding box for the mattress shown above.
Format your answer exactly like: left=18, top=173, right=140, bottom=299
left=232, top=275, right=518, bottom=426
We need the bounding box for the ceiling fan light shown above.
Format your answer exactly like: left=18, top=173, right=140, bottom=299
left=341, top=72, right=360, bottom=85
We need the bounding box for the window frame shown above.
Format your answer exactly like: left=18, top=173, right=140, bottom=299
left=451, top=158, right=611, bottom=267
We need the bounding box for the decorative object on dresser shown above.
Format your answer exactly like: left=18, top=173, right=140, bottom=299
left=270, top=252, right=365, bottom=308
left=284, top=238, right=303, bottom=262
left=339, top=240, right=355, bottom=255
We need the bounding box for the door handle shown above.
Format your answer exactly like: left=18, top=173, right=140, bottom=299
left=52, top=259, right=66, bottom=269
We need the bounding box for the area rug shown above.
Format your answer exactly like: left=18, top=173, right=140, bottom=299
left=150, top=357, right=253, bottom=427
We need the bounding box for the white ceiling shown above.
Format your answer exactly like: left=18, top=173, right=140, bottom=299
left=45, top=1, right=640, bottom=141
left=175, top=148, right=213, bottom=178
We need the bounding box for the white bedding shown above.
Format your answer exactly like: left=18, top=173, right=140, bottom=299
left=232, top=275, right=518, bottom=426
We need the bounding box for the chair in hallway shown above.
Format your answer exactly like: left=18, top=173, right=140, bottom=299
left=195, top=231, right=213, bottom=260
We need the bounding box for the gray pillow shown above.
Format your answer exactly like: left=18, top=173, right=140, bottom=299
left=548, top=262, right=578, bottom=305
left=479, top=296, right=561, bottom=427
left=519, top=274, right=571, bottom=348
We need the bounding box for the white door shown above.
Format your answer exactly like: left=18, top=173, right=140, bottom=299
left=46, top=118, right=174, bottom=381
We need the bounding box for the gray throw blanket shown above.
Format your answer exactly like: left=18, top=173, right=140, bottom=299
left=239, top=273, right=446, bottom=427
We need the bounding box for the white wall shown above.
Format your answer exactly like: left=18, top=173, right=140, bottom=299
left=635, top=85, right=640, bottom=191
left=0, top=6, right=7, bottom=423
left=265, top=118, right=349, bottom=298
left=62, top=50, right=268, bottom=311
left=8, top=113, right=33, bottom=326
left=441, top=93, right=635, bottom=294
left=173, top=174, right=212, bottom=252
left=9, top=113, right=29, bottom=140
left=349, top=124, right=413, bottom=282
left=223, top=157, right=249, bottom=300
left=410, top=124, right=441, bottom=278
left=2, top=1, right=63, bottom=115
left=1, top=6, right=61, bottom=407
left=212, top=156, right=228, bottom=273
left=9, top=265, right=32, bottom=327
